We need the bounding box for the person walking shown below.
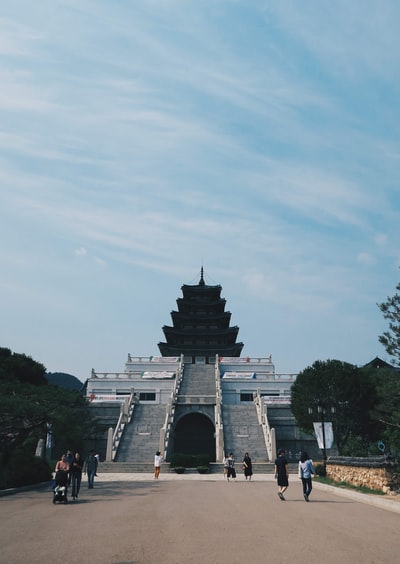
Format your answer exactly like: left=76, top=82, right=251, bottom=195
left=274, top=449, right=289, bottom=500
left=298, top=451, right=316, bottom=502
left=223, top=453, right=229, bottom=478
left=84, top=450, right=98, bottom=489
left=227, top=453, right=236, bottom=482
left=243, top=452, right=253, bottom=481
left=54, top=454, right=70, bottom=490
left=154, top=451, right=163, bottom=479
left=55, top=453, right=70, bottom=473
left=70, top=452, right=84, bottom=499
left=65, top=450, right=74, bottom=486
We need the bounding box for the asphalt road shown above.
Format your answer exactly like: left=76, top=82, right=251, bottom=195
left=0, top=476, right=399, bottom=564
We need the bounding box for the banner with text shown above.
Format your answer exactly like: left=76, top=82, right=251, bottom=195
left=313, top=422, right=334, bottom=449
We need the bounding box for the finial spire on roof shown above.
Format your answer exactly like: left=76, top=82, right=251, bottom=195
left=199, top=266, right=205, bottom=286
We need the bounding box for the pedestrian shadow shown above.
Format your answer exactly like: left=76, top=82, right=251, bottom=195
left=62, top=481, right=162, bottom=502
left=40, top=480, right=159, bottom=505
left=289, top=498, right=353, bottom=504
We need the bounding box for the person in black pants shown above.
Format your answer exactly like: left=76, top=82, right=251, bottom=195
left=70, top=452, right=84, bottom=499
left=274, top=449, right=289, bottom=500
left=298, top=452, right=316, bottom=502
left=84, top=450, right=98, bottom=488
left=227, top=453, right=236, bottom=482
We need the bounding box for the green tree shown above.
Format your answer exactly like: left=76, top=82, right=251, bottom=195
left=0, top=347, right=47, bottom=385
left=0, top=347, right=97, bottom=488
left=368, top=366, right=400, bottom=455
left=378, top=280, right=400, bottom=366
left=291, top=359, right=378, bottom=454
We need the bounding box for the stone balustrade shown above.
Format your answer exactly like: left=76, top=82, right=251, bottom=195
left=327, top=456, right=399, bottom=494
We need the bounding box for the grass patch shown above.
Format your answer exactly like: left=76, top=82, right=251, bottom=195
left=315, top=476, right=385, bottom=496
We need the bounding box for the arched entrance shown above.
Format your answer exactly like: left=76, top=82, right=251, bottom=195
left=174, top=413, right=215, bottom=461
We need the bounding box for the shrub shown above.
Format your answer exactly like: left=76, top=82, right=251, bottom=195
left=170, top=453, right=191, bottom=468
left=197, top=466, right=209, bottom=474
left=170, top=453, right=211, bottom=468
left=193, top=454, right=210, bottom=467
left=2, top=450, right=52, bottom=489
left=173, top=466, right=186, bottom=474
left=315, top=463, right=326, bottom=477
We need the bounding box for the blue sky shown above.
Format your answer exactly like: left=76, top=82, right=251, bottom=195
left=1, top=1, right=400, bottom=382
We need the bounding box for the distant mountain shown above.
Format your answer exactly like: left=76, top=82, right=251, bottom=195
left=45, top=372, right=83, bottom=391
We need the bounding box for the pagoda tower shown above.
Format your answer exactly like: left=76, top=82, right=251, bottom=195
left=158, top=268, right=243, bottom=362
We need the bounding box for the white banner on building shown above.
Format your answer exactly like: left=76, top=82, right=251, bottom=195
left=263, top=396, right=291, bottom=405
left=222, top=371, right=255, bottom=379
left=141, top=371, right=175, bottom=379
left=219, top=357, right=252, bottom=363
left=89, top=395, right=122, bottom=402
left=313, top=422, right=334, bottom=449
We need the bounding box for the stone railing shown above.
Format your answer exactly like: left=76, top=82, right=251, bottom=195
left=160, top=355, right=184, bottom=459
left=254, top=389, right=276, bottom=462
left=327, top=456, right=399, bottom=494
left=109, top=390, right=137, bottom=461
left=214, top=354, right=224, bottom=461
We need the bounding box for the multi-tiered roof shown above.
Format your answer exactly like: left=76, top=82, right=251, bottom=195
left=158, top=268, right=244, bottom=359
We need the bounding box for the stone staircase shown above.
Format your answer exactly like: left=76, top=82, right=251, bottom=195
left=115, top=403, right=167, bottom=463
left=99, top=461, right=158, bottom=472
left=98, top=461, right=299, bottom=474
left=177, top=364, right=216, bottom=397
left=104, top=365, right=286, bottom=472
left=222, top=404, right=269, bottom=462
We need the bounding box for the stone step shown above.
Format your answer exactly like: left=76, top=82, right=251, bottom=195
left=98, top=462, right=300, bottom=474
left=115, top=403, right=166, bottom=463
left=178, top=365, right=216, bottom=396
left=222, top=404, right=268, bottom=460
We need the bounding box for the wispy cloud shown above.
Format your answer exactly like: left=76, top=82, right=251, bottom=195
left=1, top=1, right=399, bottom=377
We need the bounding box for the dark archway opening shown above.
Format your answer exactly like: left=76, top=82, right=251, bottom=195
left=174, top=413, right=215, bottom=461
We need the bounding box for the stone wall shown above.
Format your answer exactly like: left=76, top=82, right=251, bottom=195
left=326, top=456, right=399, bottom=494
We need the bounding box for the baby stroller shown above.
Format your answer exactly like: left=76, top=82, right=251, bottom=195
left=53, top=470, right=68, bottom=504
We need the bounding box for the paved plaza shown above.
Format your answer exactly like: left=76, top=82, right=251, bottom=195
left=0, top=473, right=399, bottom=564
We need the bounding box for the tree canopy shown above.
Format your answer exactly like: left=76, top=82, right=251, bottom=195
left=291, top=359, right=378, bottom=455
left=0, top=347, right=47, bottom=386
left=0, top=347, right=97, bottom=487
left=367, top=366, right=400, bottom=455
left=378, top=280, right=400, bottom=366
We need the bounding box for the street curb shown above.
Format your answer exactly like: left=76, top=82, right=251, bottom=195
left=312, top=480, right=400, bottom=514
left=0, top=482, right=50, bottom=497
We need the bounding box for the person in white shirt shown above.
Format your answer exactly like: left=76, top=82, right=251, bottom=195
left=154, top=451, right=163, bottom=479
left=223, top=453, right=229, bottom=478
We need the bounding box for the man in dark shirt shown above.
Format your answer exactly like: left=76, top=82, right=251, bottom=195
left=274, top=449, right=289, bottom=500
left=84, top=450, right=98, bottom=489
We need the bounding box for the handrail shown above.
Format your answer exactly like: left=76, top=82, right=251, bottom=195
left=160, top=354, right=184, bottom=459
left=254, top=388, right=276, bottom=461
left=214, top=354, right=224, bottom=462
left=111, top=390, right=137, bottom=461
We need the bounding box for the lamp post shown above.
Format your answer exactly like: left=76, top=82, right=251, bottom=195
left=308, top=404, right=335, bottom=468
left=45, top=423, right=53, bottom=463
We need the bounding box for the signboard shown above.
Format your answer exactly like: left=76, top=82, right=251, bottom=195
left=148, top=356, right=179, bottom=363
left=313, top=422, right=334, bottom=449
left=263, top=396, right=291, bottom=405
left=88, top=395, right=123, bottom=402
left=141, top=371, right=175, bottom=379
left=222, top=371, right=255, bottom=379
left=219, top=357, right=252, bottom=363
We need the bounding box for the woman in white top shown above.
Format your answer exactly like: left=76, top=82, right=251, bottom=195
left=298, top=451, right=316, bottom=502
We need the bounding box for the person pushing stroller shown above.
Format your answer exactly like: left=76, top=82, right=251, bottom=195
left=53, top=454, right=70, bottom=504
